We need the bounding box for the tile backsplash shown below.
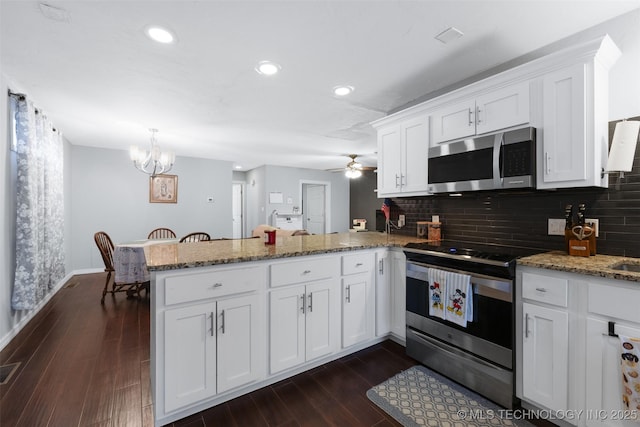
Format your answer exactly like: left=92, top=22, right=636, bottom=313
left=391, top=117, right=640, bottom=258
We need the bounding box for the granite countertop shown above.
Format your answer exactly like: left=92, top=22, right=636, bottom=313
left=144, top=232, right=425, bottom=272
left=518, top=251, right=640, bottom=283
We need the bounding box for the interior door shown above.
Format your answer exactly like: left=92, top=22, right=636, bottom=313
left=232, top=183, right=243, bottom=238
left=304, top=184, right=326, bottom=234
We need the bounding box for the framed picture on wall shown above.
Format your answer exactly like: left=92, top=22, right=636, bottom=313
left=149, top=174, right=178, bottom=203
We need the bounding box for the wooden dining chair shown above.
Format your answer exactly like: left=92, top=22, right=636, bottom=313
left=94, top=231, right=145, bottom=303
left=147, top=227, right=177, bottom=239
left=179, top=232, right=211, bottom=243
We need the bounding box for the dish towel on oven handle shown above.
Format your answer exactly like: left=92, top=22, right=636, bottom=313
left=619, top=334, right=640, bottom=419
left=427, top=268, right=446, bottom=320
left=444, top=270, right=473, bottom=328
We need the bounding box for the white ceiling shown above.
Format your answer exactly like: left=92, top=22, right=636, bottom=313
left=2, top=1, right=639, bottom=172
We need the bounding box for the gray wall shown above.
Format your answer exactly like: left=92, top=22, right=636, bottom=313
left=349, top=170, right=379, bottom=230
left=70, top=145, right=233, bottom=270
left=241, top=165, right=351, bottom=236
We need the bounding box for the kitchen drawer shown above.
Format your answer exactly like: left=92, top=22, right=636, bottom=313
left=165, top=266, right=261, bottom=305
left=588, top=283, right=640, bottom=323
left=342, top=252, right=374, bottom=276
left=270, top=256, right=339, bottom=287
left=522, top=271, right=568, bottom=307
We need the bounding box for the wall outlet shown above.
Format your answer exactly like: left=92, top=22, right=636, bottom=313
left=548, top=218, right=565, bottom=236
left=585, top=218, right=599, bottom=237
left=398, top=215, right=405, bottom=228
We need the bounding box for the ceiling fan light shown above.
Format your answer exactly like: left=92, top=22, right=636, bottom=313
left=345, top=168, right=362, bottom=179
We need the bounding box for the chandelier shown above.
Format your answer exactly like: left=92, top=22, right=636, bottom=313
left=129, top=129, right=175, bottom=177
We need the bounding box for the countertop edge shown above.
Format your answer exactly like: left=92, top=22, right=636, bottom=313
left=517, top=251, right=640, bottom=283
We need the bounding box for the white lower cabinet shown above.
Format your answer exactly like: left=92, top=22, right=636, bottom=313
left=522, top=302, right=568, bottom=411
left=269, top=279, right=338, bottom=374
left=585, top=318, right=640, bottom=427
left=164, top=293, right=260, bottom=413
left=375, top=250, right=391, bottom=337
left=342, top=273, right=374, bottom=348
left=389, top=250, right=406, bottom=341
left=518, top=266, right=640, bottom=427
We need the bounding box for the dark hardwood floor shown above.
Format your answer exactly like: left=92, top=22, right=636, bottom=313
left=0, top=272, right=415, bottom=427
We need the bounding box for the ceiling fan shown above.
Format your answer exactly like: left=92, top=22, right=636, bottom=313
left=328, top=154, right=376, bottom=178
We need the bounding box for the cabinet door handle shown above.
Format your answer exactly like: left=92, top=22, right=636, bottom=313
left=535, top=287, right=547, bottom=293
left=308, top=292, right=313, bottom=313
left=401, top=174, right=406, bottom=186
left=300, top=294, right=306, bottom=314
left=525, top=313, right=530, bottom=338
left=379, top=259, right=384, bottom=274
left=476, top=106, right=481, bottom=124
left=210, top=312, right=215, bottom=337
left=346, top=285, right=351, bottom=303
left=545, top=152, right=551, bottom=175
left=468, top=108, right=474, bottom=126
left=395, top=174, right=400, bottom=188
left=220, top=310, right=225, bottom=334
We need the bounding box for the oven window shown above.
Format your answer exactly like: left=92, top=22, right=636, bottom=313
left=406, top=275, right=513, bottom=350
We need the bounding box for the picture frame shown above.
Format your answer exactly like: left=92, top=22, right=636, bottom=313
left=149, top=174, right=178, bottom=203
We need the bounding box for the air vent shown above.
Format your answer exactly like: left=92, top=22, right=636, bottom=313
left=0, top=362, right=21, bottom=385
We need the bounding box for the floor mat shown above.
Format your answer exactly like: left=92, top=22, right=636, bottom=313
left=367, top=365, right=533, bottom=426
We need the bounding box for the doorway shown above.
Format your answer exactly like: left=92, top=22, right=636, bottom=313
left=301, top=181, right=330, bottom=234
left=232, top=182, right=244, bottom=238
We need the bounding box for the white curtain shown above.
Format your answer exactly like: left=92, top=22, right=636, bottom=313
left=11, top=96, right=65, bottom=310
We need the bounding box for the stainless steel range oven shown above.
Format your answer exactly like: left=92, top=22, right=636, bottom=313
left=403, top=241, right=540, bottom=409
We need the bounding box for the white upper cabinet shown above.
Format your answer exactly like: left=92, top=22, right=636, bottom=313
left=373, top=35, right=621, bottom=192
left=431, top=81, right=530, bottom=145
left=375, top=114, right=430, bottom=197
left=537, top=36, right=621, bottom=189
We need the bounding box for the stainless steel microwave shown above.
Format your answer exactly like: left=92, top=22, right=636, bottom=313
left=427, top=127, right=536, bottom=193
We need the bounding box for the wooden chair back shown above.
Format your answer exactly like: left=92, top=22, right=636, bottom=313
left=148, top=227, right=177, bottom=239
left=179, top=232, right=211, bottom=243
left=94, top=231, right=115, bottom=272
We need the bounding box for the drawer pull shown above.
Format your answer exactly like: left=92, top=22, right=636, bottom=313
left=355, top=263, right=363, bottom=267
left=302, top=270, right=311, bottom=275
left=535, top=287, right=547, bottom=293
left=210, top=283, right=223, bottom=289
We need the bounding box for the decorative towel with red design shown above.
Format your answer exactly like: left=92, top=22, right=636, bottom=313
left=619, top=335, right=640, bottom=420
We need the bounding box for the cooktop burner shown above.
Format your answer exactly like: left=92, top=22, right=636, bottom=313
left=405, top=240, right=540, bottom=262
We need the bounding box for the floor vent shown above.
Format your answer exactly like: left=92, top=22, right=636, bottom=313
left=0, top=362, right=21, bottom=385
left=64, top=281, right=79, bottom=289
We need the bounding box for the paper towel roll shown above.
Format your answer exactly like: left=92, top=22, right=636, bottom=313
left=606, top=120, right=640, bottom=172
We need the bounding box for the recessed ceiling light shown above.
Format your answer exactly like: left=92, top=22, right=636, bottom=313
left=435, top=27, right=464, bottom=44
left=256, top=61, right=281, bottom=76
left=333, top=85, right=354, bottom=96
left=146, top=26, right=175, bottom=44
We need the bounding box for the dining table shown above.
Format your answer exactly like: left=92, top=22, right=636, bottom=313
left=113, top=238, right=178, bottom=292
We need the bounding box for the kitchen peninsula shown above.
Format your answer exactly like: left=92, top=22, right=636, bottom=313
left=145, top=232, right=422, bottom=427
